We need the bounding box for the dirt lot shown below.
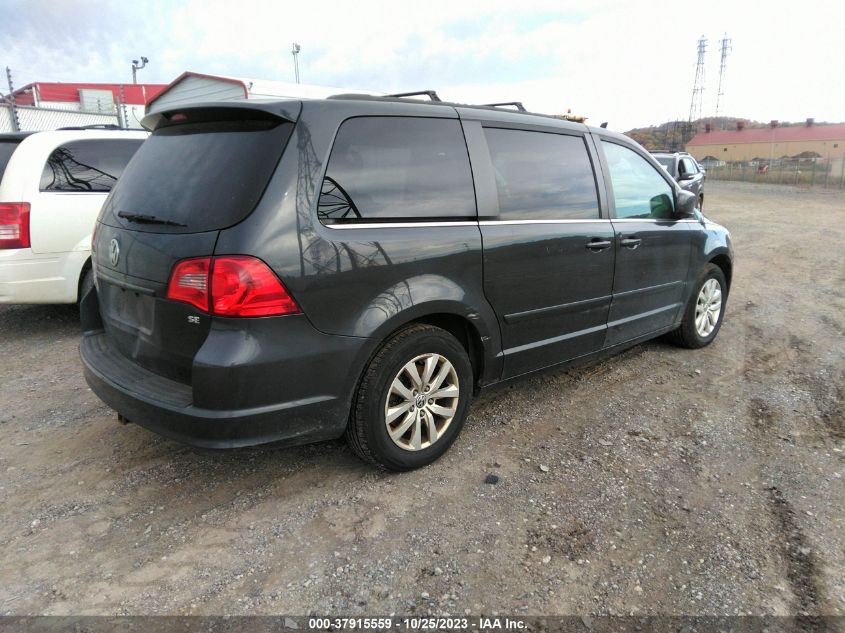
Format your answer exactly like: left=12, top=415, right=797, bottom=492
left=0, top=181, right=843, bottom=617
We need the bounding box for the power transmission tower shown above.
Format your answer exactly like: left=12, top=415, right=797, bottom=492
left=292, top=43, right=301, bottom=84
left=714, top=34, right=732, bottom=125
left=686, top=36, right=707, bottom=144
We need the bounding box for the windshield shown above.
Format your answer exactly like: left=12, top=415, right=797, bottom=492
left=102, top=110, right=294, bottom=233
left=0, top=141, right=21, bottom=184
left=654, top=156, right=674, bottom=172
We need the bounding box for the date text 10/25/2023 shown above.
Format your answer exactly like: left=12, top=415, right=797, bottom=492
left=307, top=617, right=528, bottom=630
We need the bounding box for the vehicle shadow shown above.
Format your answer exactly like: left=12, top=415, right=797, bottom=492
left=0, top=303, right=80, bottom=337
left=110, top=337, right=680, bottom=473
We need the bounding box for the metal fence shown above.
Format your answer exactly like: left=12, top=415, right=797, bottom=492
left=0, top=103, right=120, bottom=133
left=702, top=157, right=845, bottom=190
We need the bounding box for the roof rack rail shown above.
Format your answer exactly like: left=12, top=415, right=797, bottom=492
left=56, top=124, right=124, bottom=131
left=385, top=90, right=441, bottom=102
left=483, top=102, right=527, bottom=112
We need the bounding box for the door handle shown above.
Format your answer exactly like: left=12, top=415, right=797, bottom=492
left=620, top=237, right=642, bottom=249
left=586, top=239, right=612, bottom=251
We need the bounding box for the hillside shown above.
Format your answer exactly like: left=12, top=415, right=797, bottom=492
left=625, top=117, right=758, bottom=151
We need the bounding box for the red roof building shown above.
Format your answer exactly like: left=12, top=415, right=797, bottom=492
left=12, top=82, right=167, bottom=108
left=686, top=121, right=845, bottom=162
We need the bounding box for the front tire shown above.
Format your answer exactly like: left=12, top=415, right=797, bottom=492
left=346, top=324, right=473, bottom=471
left=668, top=264, right=727, bottom=349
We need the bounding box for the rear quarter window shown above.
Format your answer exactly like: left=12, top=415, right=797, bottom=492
left=40, top=139, right=144, bottom=192
left=318, top=117, right=476, bottom=224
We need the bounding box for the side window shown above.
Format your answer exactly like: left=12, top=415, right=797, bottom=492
left=680, top=157, right=698, bottom=175
left=317, top=117, right=476, bottom=223
left=0, top=141, right=21, bottom=183
left=483, top=128, right=599, bottom=220
left=602, top=141, right=675, bottom=220
left=40, top=139, right=143, bottom=192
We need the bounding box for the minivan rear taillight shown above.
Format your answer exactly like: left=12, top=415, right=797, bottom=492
left=166, top=258, right=211, bottom=312
left=166, top=256, right=301, bottom=317
left=0, top=203, right=31, bottom=249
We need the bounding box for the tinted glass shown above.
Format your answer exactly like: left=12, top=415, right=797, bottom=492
left=654, top=156, right=674, bottom=172
left=680, top=157, right=698, bottom=175
left=40, top=139, right=143, bottom=192
left=483, top=128, right=599, bottom=220
left=318, top=117, right=475, bottom=223
left=105, top=114, right=293, bottom=233
left=602, top=141, right=674, bottom=220
left=0, top=141, right=20, bottom=183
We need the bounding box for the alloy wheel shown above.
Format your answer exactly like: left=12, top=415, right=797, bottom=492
left=695, top=278, right=722, bottom=338
left=384, top=353, right=459, bottom=451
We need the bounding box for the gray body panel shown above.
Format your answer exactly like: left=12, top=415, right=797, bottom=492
left=81, top=97, right=733, bottom=449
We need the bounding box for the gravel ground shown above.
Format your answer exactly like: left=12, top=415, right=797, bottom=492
left=0, top=181, right=842, bottom=617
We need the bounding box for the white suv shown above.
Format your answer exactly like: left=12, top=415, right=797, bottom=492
left=0, top=128, right=147, bottom=304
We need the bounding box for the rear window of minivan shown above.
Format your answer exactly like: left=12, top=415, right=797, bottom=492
left=103, top=110, right=294, bottom=233
left=0, top=140, right=20, bottom=184
left=40, top=139, right=143, bottom=192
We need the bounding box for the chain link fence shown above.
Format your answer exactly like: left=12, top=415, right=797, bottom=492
left=0, top=103, right=121, bottom=133
left=702, top=157, right=845, bottom=190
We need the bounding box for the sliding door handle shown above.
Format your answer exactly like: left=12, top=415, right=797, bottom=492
left=586, top=239, right=613, bottom=251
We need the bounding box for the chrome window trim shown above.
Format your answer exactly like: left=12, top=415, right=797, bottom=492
left=610, top=218, right=701, bottom=223
left=323, top=218, right=701, bottom=229
left=479, top=219, right=610, bottom=226
left=324, top=221, right=479, bottom=230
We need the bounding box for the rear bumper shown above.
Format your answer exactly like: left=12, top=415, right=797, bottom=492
left=0, top=248, right=87, bottom=304
left=80, top=312, right=372, bottom=449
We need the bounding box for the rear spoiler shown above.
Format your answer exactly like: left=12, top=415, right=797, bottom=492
left=141, top=101, right=301, bottom=132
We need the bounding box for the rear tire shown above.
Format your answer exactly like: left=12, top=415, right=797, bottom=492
left=668, top=264, right=727, bottom=349
left=346, top=324, right=473, bottom=471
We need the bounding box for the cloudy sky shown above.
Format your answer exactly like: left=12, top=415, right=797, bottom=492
left=2, top=0, right=843, bottom=131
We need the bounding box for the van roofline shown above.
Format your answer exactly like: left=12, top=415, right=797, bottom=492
left=327, top=92, right=595, bottom=128
left=0, top=131, right=36, bottom=141
left=141, top=95, right=631, bottom=141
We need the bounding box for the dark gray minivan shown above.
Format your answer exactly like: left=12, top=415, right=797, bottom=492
left=81, top=95, right=733, bottom=470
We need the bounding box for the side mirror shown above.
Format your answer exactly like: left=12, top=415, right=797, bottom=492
left=675, top=190, right=697, bottom=217
left=678, top=172, right=694, bottom=181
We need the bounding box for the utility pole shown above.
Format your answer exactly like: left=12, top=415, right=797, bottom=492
left=291, top=43, right=301, bottom=84
left=131, top=56, right=149, bottom=84
left=715, top=34, right=732, bottom=125
left=687, top=36, right=707, bottom=145
left=5, top=66, right=20, bottom=132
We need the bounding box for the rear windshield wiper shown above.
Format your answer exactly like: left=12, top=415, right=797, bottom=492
left=117, top=211, right=187, bottom=227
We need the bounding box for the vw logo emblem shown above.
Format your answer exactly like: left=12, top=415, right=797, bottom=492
left=109, top=238, right=120, bottom=266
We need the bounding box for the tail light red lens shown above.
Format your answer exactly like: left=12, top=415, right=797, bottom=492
left=211, top=256, right=301, bottom=317
left=166, top=256, right=300, bottom=317
left=0, top=203, right=31, bottom=249
left=166, top=257, right=211, bottom=312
